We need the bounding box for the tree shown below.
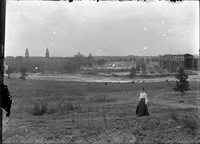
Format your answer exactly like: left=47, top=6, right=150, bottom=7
left=136, top=61, right=140, bottom=71
left=73, top=52, right=85, bottom=70
left=19, top=67, right=28, bottom=80
left=87, top=53, right=94, bottom=67
left=173, top=68, right=190, bottom=96
left=1, top=83, right=12, bottom=117
left=129, top=67, right=136, bottom=78
left=141, top=62, right=146, bottom=71
left=132, top=58, right=136, bottom=63
left=15, top=56, right=23, bottom=61
left=146, top=58, right=150, bottom=64
left=97, top=59, right=106, bottom=66
left=151, top=57, right=159, bottom=62
left=141, top=57, right=145, bottom=63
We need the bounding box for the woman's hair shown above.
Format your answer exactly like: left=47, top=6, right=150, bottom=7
left=141, top=88, right=145, bottom=91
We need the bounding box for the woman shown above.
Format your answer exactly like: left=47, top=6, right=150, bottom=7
left=136, top=88, right=149, bottom=117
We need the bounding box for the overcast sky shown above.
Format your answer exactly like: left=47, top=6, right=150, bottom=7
left=5, top=1, right=199, bottom=57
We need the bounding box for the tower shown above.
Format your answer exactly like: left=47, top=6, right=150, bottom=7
left=25, top=48, right=29, bottom=58
left=46, top=48, right=49, bottom=58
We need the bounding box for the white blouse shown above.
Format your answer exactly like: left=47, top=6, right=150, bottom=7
left=139, top=92, right=148, bottom=104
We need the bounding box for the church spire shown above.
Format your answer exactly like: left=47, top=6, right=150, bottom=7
left=25, top=48, right=29, bottom=58
left=46, top=48, right=49, bottom=58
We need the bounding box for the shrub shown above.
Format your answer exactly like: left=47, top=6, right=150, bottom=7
left=170, top=110, right=178, bottom=122
left=31, top=101, right=48, bottom=116
left=28, top=100, right=55, bottom=116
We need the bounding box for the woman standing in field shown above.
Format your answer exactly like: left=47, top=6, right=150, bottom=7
left=136, top=88, right=149, bottom=117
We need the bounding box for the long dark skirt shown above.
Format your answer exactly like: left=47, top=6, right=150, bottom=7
left=136, top=98, right=149, bottom=117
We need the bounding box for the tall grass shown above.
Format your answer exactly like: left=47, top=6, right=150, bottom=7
left=181, top=115, right=200, bottom=135
left=169, top=109, right=200, bottom=135
left=27, top=99, right=78, bottom=116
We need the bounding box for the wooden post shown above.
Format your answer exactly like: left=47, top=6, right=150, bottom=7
left=0, top=0, right=6, bottom=142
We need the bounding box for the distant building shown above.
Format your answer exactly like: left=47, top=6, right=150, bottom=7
left=5, top=50, right=95, bottom=73
left=159, top=53, right=198, bottom=72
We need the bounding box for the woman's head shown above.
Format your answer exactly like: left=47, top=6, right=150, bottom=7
left=141, top=88, right=145, bottom=92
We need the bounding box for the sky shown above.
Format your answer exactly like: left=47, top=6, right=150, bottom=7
left=5, top=1, right=199, bottom=57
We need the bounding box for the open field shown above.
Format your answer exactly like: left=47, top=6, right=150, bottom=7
left=8, top=71, right=200, bottom=83
left=3, top=77, right=200, bottom=143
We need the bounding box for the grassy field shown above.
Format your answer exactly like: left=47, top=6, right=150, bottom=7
left=3, top=78, right=200, bottom=144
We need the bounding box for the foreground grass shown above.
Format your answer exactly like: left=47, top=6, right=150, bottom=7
left=3, top=78, right=200, bottom=143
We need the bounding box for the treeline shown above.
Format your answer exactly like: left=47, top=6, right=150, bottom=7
left=5, top=54, right=159, bottom=74
left=5, top=54, right=108, bottom=73
left=61, top=53, right=111, bottom=71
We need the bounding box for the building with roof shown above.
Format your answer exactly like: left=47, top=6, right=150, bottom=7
left=5, top=48, right=73, bottom=73
left=159, top=53, right=198, bottom=72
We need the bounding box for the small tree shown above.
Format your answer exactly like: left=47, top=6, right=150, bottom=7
left=129, top=67, right=136, bottom=78
left=173, top=67, right=190, bottom=96
left=19, top=67, right=28, bottom=80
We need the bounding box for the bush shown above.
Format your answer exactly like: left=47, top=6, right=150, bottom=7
left=170, top=110, right=178, bottom=122
left=31, top=101, right=49, bottom=116
left=28, top=100, right=76, bottom=116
